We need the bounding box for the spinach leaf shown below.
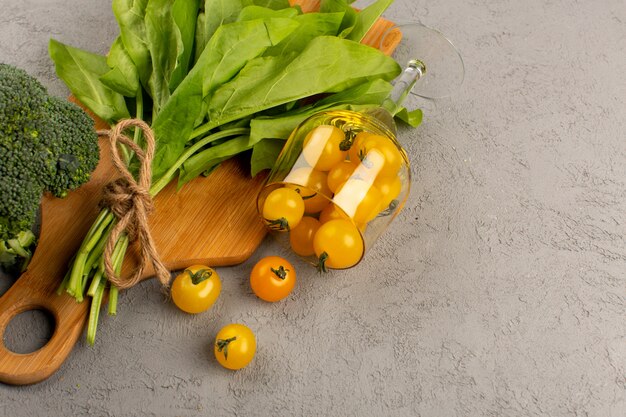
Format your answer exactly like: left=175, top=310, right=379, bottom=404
left=178, top=135, right=254, bottom=185
left=99, top=36, right=140, bottom=97
left=145, top=0, right=183, bottom=114
left=112, top=0, right=151, bottom=89
left=395, top=107, right=423, bottom=127
left=250, top=138, right=285, bottom=176
left=346, top=0, right=394, bottom=42
left=208, top=36, right=400, bottom=127
left=237, top=5, right=299, bottom=21
left=170, top=0, right=201, bottom=91
left=248, top=79, right=393, bottom=145
left=252, top=0, right=291, bottom=9
left=195, top=0, right=253, bottom=59
left=320, top=0, right=358, bottom=37
left=194, top=11, right=208, bottom=65
left=151, top=18, right=299, bottom=180
left=202, top=18, right=299, bottom=97
left=49, top=39, right=130, bottom=123
left=263, top=12, right=344, bottom=57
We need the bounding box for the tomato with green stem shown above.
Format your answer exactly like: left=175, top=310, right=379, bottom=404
left=285, top=166, right=332, bottom=213
left=171, top=265, right=221, bottom=314
left=262, top=187, right=305, bottom=231
left=214, top=324, right=256, bottom=370
left=250, top=256, right=296, bottom=302
left=374, top=174, right=402, bottom=211
left=348, top=133, right=405, bottom=178
left=313, top=219, right=364, bottom=271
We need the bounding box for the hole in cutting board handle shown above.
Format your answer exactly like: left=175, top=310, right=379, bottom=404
left=2, top=308, right=55, bottom=354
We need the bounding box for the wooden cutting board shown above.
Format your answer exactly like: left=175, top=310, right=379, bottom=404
left=0, top=0, right=401, bottom=385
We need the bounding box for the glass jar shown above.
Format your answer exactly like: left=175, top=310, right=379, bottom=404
left=256, top=109, right=410, bottom=271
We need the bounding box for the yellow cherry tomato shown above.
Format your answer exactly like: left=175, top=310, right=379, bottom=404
left=319, top=203, right=349, bottom=224
left=284, top=166, right=332, bottom=213
left=334, top=179, right=384, bottom=224
left=313, top=219, right=364, bottom=271
left=214, top=324, right=256, bottom=370
left=262, top=187, right=305, bottom=231
left=250, top=256, right=296, bottom=302
left=327, top=160, right=359, bottom=193
left=171, top=265, right=221, bottom=314
left=374, top=174, right=402, bottom=210
left=349, top=133, right=405, bottom=178
left=302, top=125, right=347, bottom=171
left=289, top=216, right=321, bottom=257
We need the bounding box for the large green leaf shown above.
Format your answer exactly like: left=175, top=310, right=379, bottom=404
left=346, top=0, right=394, bottom=42
left=263, top=12, right=344, bottom=56
left=248, top=79, right=393, bottom=144
left=169, top=0, right=201, bottom=91
left=208, top=36, right=400, bottom=127
left=151, top=18, right=299, bottom=180
left=112, top=0, right=151, bottom=88
left=250, top=138, right=285, bottom=176
left=99, top=36, right=140, bottom=97
left=237, top=5, right=300, bottom=21
left=49, top=39, right=130, bottom=123
left=320, top=0, right=358, bottom=37
left=145, top=0, right=183, bottom=114
left=195, top=0, right=253, bottom=60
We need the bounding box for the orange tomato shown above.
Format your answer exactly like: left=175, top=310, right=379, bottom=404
left=289, top=216, right=321, bottom=257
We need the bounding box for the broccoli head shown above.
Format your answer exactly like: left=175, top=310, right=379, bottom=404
left=0, top=63, right=100, bottom=272
left=43, top=96, right=100, bottom=197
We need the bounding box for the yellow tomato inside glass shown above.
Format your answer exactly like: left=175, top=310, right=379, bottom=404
left=374, top=174, right=402, bottom=209
left=327, top=160, right=359, bottom=193
left=289, top=216, right=321, bottom=257
left=262, top=187, right=305, bottom=231
left=313, top=219, right=364, bottom=270
left=333, top=179, right=383, bottom=224
left=302, top=125, right=347, bottom=171
left=285, top=166, right=332, bottom=213
left=349, top=133, right=403, bottom=178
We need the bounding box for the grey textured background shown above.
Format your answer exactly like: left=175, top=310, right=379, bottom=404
left=1, top=0, right=625, bottom=416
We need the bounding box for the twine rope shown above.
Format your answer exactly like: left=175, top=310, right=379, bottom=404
left=96, top=119, right=170, bottom=289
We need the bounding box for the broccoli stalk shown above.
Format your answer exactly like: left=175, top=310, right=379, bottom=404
left=0, top=63, right=99, bottom=273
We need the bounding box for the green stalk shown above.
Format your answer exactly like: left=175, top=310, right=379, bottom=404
left=56, top=270, right=71, bottom=295
left=83, top=221, right=115, bottom=274
left=149, top=127, right=250, bottom=196
left=86, top=280, right=106, bottom=346
left=108, top=285, right=119, bottom=316
left=66, top=212, right=115, bottom=301
left=87, top=269, right=103, bottom=298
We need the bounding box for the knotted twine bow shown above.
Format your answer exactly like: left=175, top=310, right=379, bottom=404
left=96, top=119, right=170, bottom=289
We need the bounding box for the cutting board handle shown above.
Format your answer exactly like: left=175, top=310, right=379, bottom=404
left=0, top=271, right=88, bottom=385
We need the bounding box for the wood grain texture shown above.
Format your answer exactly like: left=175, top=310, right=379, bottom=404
left=0, top=0, right=401, bottom=385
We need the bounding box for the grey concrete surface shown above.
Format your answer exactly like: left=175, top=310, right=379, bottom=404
left=1, top=0, right=625, bottom=416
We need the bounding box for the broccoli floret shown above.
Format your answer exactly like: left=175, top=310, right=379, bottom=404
left=43, top=96, right=100, bottom=197
left=0, top=63, right=99, bottom=273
